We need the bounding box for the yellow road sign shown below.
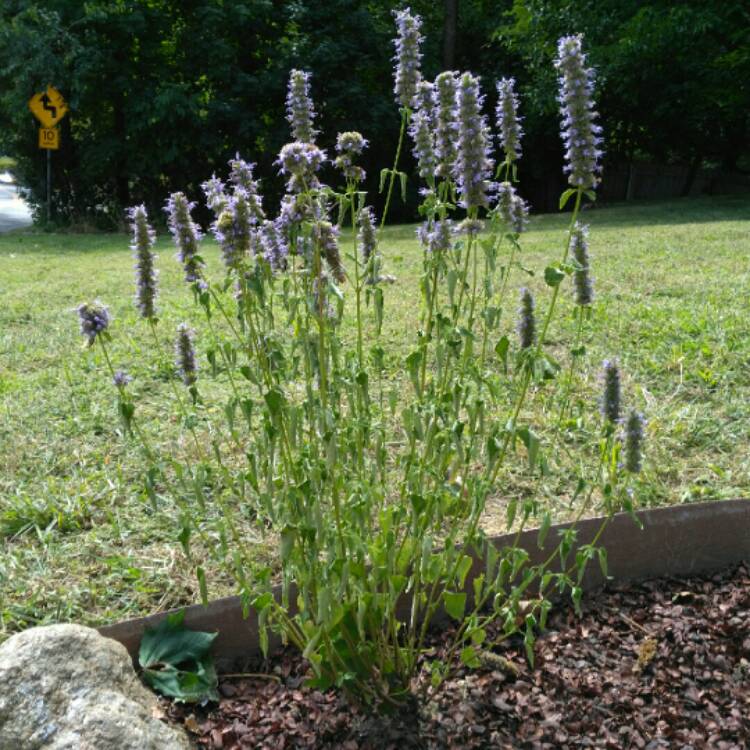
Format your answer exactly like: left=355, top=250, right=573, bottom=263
left=29, top=86, right=68, bottom=128
left=39, top=127, right=59, bottom=150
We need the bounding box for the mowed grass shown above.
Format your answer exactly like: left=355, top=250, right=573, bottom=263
left=1, top=194, right=749, bottom=639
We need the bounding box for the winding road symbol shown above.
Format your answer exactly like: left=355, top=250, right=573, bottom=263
left=29, top=86, right=68, bottom=128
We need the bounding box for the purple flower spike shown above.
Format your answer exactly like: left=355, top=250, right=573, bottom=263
left=165, top=192, right=204, bottom=283
left=357, top=206, right=377, bottom=265
left=517, top=288, right=536, bottom=350
left=175, top=323, right=198, bottom=387
left=414, top=80, right=435, bottom=117
left=214, top=189, right=253, bottom=272
left=334, top=131, right=368, bottom=183
left=495, top=77, right=524, bottom=163
left=555, top=35, right=603, bottom=190
left=392, top=8, right=423, bottom=109
left=276, top=142, right=327, bottom=193
left=434, top=72, right=459, bottom=180
left=570, top=222, right=593, bottom=306
left=113, top=370, right=132, bottom=387
left=313, top=221, right=346, bottom=283
left=77, top=301, right=110, bottom=346
left=201, top=175, right=227, bottom=218
left=260, top=220, right=289, bottom=272
left=494, top=182, right=529, bottom=234
left=623, top=410, right=645, bottom=473
left=228, top=156, right=266, bottom=225
left=286, top=69, right=317, bottom=144
left=128, top=205, right=158, bottom=320
left=601, top=359, right=621, bottom=423
left=409, top=109, right=436, bottom=181
left=453, top=73, right=494, bottom=211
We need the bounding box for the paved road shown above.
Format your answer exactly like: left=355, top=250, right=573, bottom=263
left=0, top=179, right=33, bottom=232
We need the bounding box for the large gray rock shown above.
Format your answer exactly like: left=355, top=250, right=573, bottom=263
left=0, top=624, right=191, bottom=750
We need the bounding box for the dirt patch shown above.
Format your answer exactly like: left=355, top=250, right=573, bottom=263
left=166, top=563, right=750, bottom=748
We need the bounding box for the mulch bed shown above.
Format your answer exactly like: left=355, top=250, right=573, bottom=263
left=166, top=563, right=750, bottom=749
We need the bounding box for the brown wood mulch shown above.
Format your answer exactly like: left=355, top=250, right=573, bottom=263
left=166, top=562, right=750, bottom=749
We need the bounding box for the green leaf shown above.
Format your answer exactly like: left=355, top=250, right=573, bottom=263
left=494, top=335, right=509, bottom=373
left=138, top=611, right=218, bottom=703
left=544, top=265, right=565, bottom=287
left=443, top=591, right=466, bottom=621
left=379, top=167, right=389, bottom=193
left=460, top=646, right=481, bottom=668
left=456, top=555, right=473, bottom=588
left=559, top=188, right=576, bottom=210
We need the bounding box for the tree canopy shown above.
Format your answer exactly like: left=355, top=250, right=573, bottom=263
left=0, top=0, right=747, bottom=225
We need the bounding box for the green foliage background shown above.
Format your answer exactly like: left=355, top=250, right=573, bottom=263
left=0, top=0, right=748, bottom=226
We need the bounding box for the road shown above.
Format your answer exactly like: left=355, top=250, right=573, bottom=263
left=0, top=176, right=33, bottom=232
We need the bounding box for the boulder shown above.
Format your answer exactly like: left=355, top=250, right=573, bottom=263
left=0, top=623, right=190, bottom=750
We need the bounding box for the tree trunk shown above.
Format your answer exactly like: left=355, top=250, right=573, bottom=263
left=680, top=156, right=702, bottom=198
left=442, top=0, right=458, bottom=70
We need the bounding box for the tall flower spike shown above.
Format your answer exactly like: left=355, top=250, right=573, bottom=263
left=494, top=182, right=529, bottom=234
left=201, top=175, right=227, bottom=218
left=76, top=301, right=110, bottom=346
left=434, top=72, right=459, bottom=179
left=128, top=204, right=158, bottom=320
left=414, top=80, right=435, bottom=117
left=175, top=323, right=198, bottom=387
left=517, top=288, right=536, bottom=349
left=409, top=109, right=437, bottom=180
left=260, top=220, right=289, bottom=272
left=357, top=206, right=377, bottom=265
left=314, top=221, right=346, bottom=284
left=454, top=73, right=494, bottom=210
left=334, top=131, right=368, bottom=183
left=601, top=359, right=621, bottom=423
left=555, top=35, right=603, bottom=190
left=276, top=142, right=327, bottom=193
left=214, top=189, right=253, bottom=272
left=228, top=156, right=265, bottom=224
left=286, top=69, right=317, bottom=144
left=392, top=8, right=423, bottom=109
left=165, top=192, right=204, bottom=283
left=496, top=77, right=524, bottom=164
left=623, top=410, right=645, bottom=473
left=428, top=219, right=453, bottom=254
left=570, top=222, right=593, bottom=306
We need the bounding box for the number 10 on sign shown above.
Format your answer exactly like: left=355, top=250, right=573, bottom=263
left=39, top=128, right=59, bottom=150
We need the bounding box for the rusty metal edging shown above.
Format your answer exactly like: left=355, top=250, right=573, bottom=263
left=98, top=499, right=750, bottom=670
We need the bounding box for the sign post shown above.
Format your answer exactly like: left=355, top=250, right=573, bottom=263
left=28, top=86, right=68, bottom=222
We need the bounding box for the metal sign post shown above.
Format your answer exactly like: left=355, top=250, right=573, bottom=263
left=29, top=86, right=68, bottom=222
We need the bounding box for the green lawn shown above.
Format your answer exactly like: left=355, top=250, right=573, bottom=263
left=1, top=194, right=749, bottom=639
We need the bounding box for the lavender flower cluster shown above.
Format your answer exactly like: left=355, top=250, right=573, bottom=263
left=495, top=77, right=523, bottom=164
left=175, top=323, right=198, bottom=386
left=433, top=72, right=459, bottom=180
left=286, top=69, right=317, bottom=144
left=334, top=131, right=368, bottom=183
left=129, top=205, right=158, bottom=320
left=555, top=35, right=603, bottom=190
left=600, top=360, right=645, bottom=473
left=453, top=73, right=494, bottom=211
left=165, top=192, right=204, bottom=283
left=570, top=222, right=593, bottom=306
left=494, top=181, right=528, bottom=234
left=392, top=8, right=423, bottom=109
left=76, top=301, right=110, bottom=345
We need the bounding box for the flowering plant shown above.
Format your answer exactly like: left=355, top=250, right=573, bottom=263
left=79, top=17, right=644, bottom=710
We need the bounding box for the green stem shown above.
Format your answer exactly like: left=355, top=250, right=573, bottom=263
left=379, top=108, right=408, bottom=233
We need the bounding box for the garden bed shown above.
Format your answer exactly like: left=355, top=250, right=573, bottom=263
left=165, top=560, right=750, bottom=749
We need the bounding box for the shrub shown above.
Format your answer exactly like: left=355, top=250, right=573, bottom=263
left=79, top=16, right=644, bottom=710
